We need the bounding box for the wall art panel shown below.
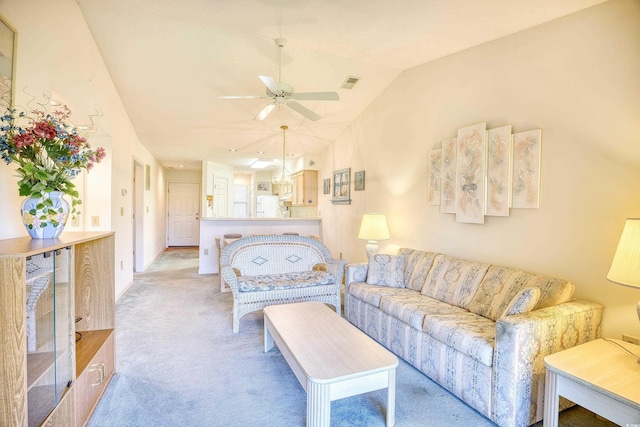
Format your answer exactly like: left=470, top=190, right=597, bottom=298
left=455, top=123, right=486, bottom=224
left=512, top=129, right=541, bottom=209
left=440, top=138, right=457, bottom=214
left=427, top=149, right=441, bottom=206
left=486, top=125, right=512, bottom=216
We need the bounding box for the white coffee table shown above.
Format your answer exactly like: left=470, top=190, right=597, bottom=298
left=264, top=301, right=398, bottom=427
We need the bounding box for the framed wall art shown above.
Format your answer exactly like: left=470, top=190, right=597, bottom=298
left=257, top=181, right=270, bottom=192
left=0, top=14, right=17, bottom=110
left=354, top=171, right=365, bottom=191
left=331, top=167, right=351, bottom=205
left=427, top=149, right=441, bottom=206
left=455, top=122, right=486, bottom=224
left=440, top=137, right=457, bottom=214
left=323, top=178, right=330, bottom=195
left=486, top=125, right=512, bottom=216
left=512, top=129, right=541, bottom=209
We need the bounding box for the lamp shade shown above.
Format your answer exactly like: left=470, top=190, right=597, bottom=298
left=358, top=214, right=390, bottom=241
left=607, top=218, right=640, bottom=289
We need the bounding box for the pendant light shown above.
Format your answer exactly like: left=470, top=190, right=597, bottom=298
left=271, top=125, right=294, bottom=188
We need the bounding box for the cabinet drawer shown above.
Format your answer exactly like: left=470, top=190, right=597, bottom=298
left=75, top=330, right=114, bottom=427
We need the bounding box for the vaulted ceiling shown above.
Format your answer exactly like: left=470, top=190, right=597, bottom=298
left=75, top=0, right=605, bottom=171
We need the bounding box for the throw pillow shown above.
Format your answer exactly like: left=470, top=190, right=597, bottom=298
left=366, top=254, right=405, bottom=288
left=499, top=287, right=541, bottom=318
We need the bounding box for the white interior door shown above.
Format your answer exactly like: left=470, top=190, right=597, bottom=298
left=214, top=176, right=228, bottom=217
left=168, top=182, right=200, bottom=246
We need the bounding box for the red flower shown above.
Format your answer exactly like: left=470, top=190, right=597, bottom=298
left=95, top=147, right=106, bottom=161
left=13, top=133, right=35, bottom=148
left=33, top=121, right=57, bottom=140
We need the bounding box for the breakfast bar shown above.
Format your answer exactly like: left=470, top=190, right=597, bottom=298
left=198, top=217, right=322, bottom=275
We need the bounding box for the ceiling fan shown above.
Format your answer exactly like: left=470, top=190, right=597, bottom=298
left=218, top=38, right=339, bottom=121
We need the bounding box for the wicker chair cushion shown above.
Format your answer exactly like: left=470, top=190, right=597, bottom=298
left=237, top=270, right=334, bottom=292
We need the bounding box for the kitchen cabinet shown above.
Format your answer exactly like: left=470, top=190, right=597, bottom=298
left=291, top=170, right=318, bottom=206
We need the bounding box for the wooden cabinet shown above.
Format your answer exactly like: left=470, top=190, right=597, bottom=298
left=291, top=170, right=318, bottom=206
left=0, top=232, right=115, bottom=427
left=74, top=330, right=114, bottom=426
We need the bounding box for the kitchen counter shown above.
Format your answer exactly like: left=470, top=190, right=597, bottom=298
left=198, top=217, right=322, bottom=274
left=200, top=217, right=322, bottom=221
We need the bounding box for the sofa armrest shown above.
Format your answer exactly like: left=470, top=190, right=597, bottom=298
left=221, top=265, right=241, bottom=294
left=492, top=299, right=603, bottom=426
left=325, top=258, right=348, bottom=287
left=346, top=262, right=368, bottom=290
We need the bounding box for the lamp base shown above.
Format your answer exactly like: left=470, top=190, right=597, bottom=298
left=365, top=241, right=379, bottom=256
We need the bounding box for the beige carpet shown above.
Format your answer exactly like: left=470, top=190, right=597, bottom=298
left=88, top=247, right=617, bottom=427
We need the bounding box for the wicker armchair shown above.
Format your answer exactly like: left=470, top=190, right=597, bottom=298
left=220, top=234, right=346, bottom=333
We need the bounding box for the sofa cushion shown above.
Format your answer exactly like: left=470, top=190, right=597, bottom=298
left=468, top=265, right=575, bottom=321
left=378, top=293, right=466, bottom=330
left=237, top=270, right=334, bottom=292
left=423, top=312, right=496, bottom=367
left=367, top=254, right=405, bottom=288
left=499, top=287, right=540, bottom=318
left=421, top=255, right=490, bottom=310
left=348, top=282, right=415, bottom=307
left=398, top=248, right=438, bottom=291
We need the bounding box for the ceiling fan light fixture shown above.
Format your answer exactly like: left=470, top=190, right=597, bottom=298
left=224, top=38, right=340, bottom=122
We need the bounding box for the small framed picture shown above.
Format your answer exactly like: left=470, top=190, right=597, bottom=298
left=354, top=171, right=365, bottom=191
left=331, top=168, right=351, bottom=204
left=145, top=164, right=151, bottom=190
left=257, top=181, right=270, bottom=191
left=323, top=178, right=330, bottom=194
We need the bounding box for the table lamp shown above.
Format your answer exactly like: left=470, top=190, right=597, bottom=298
left=607, top=218, right=640, bottom=349
left=358, top=213, right=390, bottom=256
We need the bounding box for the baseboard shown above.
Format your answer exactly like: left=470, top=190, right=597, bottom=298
left=115, top=279, right=134, bottom=303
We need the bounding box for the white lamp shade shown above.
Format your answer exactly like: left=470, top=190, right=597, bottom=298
left=607, top=218, right=640, bottom=289
left=358, top=213, right=390, bottom=241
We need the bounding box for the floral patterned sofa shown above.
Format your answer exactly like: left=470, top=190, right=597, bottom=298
left=221, top=234, right=347, bottom=333
left=345, top=249, right=603, bottom=427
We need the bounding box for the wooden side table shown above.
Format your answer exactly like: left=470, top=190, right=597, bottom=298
left=544, top=338, right=640, bottom=426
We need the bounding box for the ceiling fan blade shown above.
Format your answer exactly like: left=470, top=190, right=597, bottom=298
left=258, top=75, right=280, bottom=94
left=291, top=92, right=339, bottom=101
left=287, top=101, right=321, bottom=121
left=253, top=103, right=276, bottom=121
left=216, top=95, right=268, bottom=99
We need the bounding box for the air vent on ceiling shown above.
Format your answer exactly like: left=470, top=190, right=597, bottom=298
left=341, top=76, right=361, bottom=90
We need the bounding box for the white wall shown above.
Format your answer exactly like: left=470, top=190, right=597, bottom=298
left=319, top=0, right=640, bottom=339
left=0, top=0, right=167, bottom=300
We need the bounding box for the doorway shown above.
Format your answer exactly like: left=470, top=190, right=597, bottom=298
left=214, top=176, right=228, bottom=217
left=167, top=182, right=200, bottom=246
left=132, top=160, right=145, bottom=272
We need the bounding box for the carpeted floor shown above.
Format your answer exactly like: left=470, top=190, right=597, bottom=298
left=88, top=248, right=615, bottom=427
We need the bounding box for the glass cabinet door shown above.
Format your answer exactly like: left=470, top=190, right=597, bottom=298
left=26, top=247, right=74, bottom=427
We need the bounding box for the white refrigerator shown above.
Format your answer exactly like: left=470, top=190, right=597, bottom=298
left=256, top=195, right=280, bottom=217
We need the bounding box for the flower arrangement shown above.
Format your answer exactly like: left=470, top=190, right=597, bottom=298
left=0, top=105, right=106, bottom=218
